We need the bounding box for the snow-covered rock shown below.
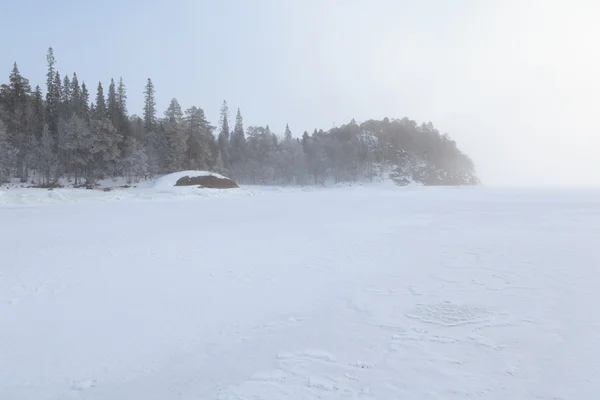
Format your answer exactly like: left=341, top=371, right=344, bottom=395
left=153, top=170, right=238, bottom=190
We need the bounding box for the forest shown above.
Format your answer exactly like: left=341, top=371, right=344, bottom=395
left=0, top=48, right=478, bottom=187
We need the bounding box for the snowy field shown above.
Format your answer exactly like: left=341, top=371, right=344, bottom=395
left=1, top=182, right=600, bottom=399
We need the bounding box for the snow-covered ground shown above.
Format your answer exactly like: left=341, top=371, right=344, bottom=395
left=1, top=183, right=600, bottom=399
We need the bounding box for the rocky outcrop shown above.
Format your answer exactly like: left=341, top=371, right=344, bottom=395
left=174, top=175, right=239, bottom=189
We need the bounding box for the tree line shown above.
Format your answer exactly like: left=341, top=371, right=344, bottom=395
left=0, top=48, right=478, bottom=187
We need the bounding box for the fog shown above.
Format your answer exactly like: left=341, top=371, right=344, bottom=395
left=271, top=0, right=600, bottom=187
left=3, top=0, right=599, bottom=186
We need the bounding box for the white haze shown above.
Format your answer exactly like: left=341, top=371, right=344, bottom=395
left=3, top=0, right=598, bottom=187
left=272, top=0, right=600, bottom=187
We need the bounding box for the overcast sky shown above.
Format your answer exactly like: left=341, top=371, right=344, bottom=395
left=2, top=0, right=599, bottom=187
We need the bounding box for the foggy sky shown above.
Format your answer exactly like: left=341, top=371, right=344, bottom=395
left=2, top=0, right=599, bottom=187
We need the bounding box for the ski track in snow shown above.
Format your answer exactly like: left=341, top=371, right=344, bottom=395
left=1, top=185, right=600, bottom=399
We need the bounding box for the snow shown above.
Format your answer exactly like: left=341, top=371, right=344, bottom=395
left=1, top=184, right=600, bottom=399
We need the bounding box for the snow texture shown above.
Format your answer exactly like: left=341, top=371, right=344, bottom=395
left=1, top=184, right=599, bottom=399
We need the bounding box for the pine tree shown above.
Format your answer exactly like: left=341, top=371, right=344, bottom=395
left=143, top=78, right=156, bottom=133
left=217, top=100, right=230, bottom=168
left=164, top=97, right=183, bottom=123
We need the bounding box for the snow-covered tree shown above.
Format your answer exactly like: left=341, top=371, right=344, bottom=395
left=80, top=82, right=91, bottom=122
left=34, top=125, right=59, bottom=185
left=61, top=75, right=72, bottom=118
left=164, top=98, right=186, bottom=172
left=284, top=123, right=292, bottom=142
left=143, top=78, right=156, bottom=133
left=228, top=108, right=246, bottom=178
left=217, top=100, right=230, bottom=169
left=185, top=106, right=213, bottom=170
left=0, top=121, right=17, bottom=183
left=31, top=85, right=45, bottom=139
left=116, top=77, right=130, bottom=139
left=3, top=63, right=33, bottom=181
left=121, top=136, right=148, bottom=183
left=145, top=127, right=167, bottom=176
left=58, top=114, right=93, bottom=185
left=89, top=117, right=122, bottom=180
left=107, top=78, right=119, bottom=130
left=94, top=82, right=107, bottom=120
left=0, top=48, right=479, bottom=187
left=45, top=47, right=60, bottom=135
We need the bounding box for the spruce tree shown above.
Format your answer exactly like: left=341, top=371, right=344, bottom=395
left=217, top=100, right=230, bottom=168
left=284, top=124, right=292, bottom=142
left=31, top=86, right=45, bottom=138
left=107, top=78, right=119, bottom=129
left=121, top=136, right=148, bottom=183
left=164, top=98, right=186, bottom=171
left=7, top=63, right=32, bottom=181
left=35, top=125, right=58, bottom=185
left=71, top=73, right=82, bottom=117
left=61, top=75, right=72, bottom=118
left=145, top=125, right=168, bottom=175
left=94, top=82, right=107, bottom=119
left=80, top=82, right=91, bottom=121
left=185, top=106, right=213, bottom=170
left=143, top=78, right=156, bottom=133
left=301, top=131, right=310, bottom=153
left=6, top=63, right=31, bottom=134
left=53, top=71, right=62, bottom=123
left=58, top=114, right=93, bottom=185
left=228, top=108, right=246, bottom=178
left=90, top=117, right=122, bottom=180
left=116, top=77, right=131, bottom=147
left=45, top=47, right=59, bottom=135
left=0, top=121, right=17, bottom=183
left=117, top=77, right=128, bottom=116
